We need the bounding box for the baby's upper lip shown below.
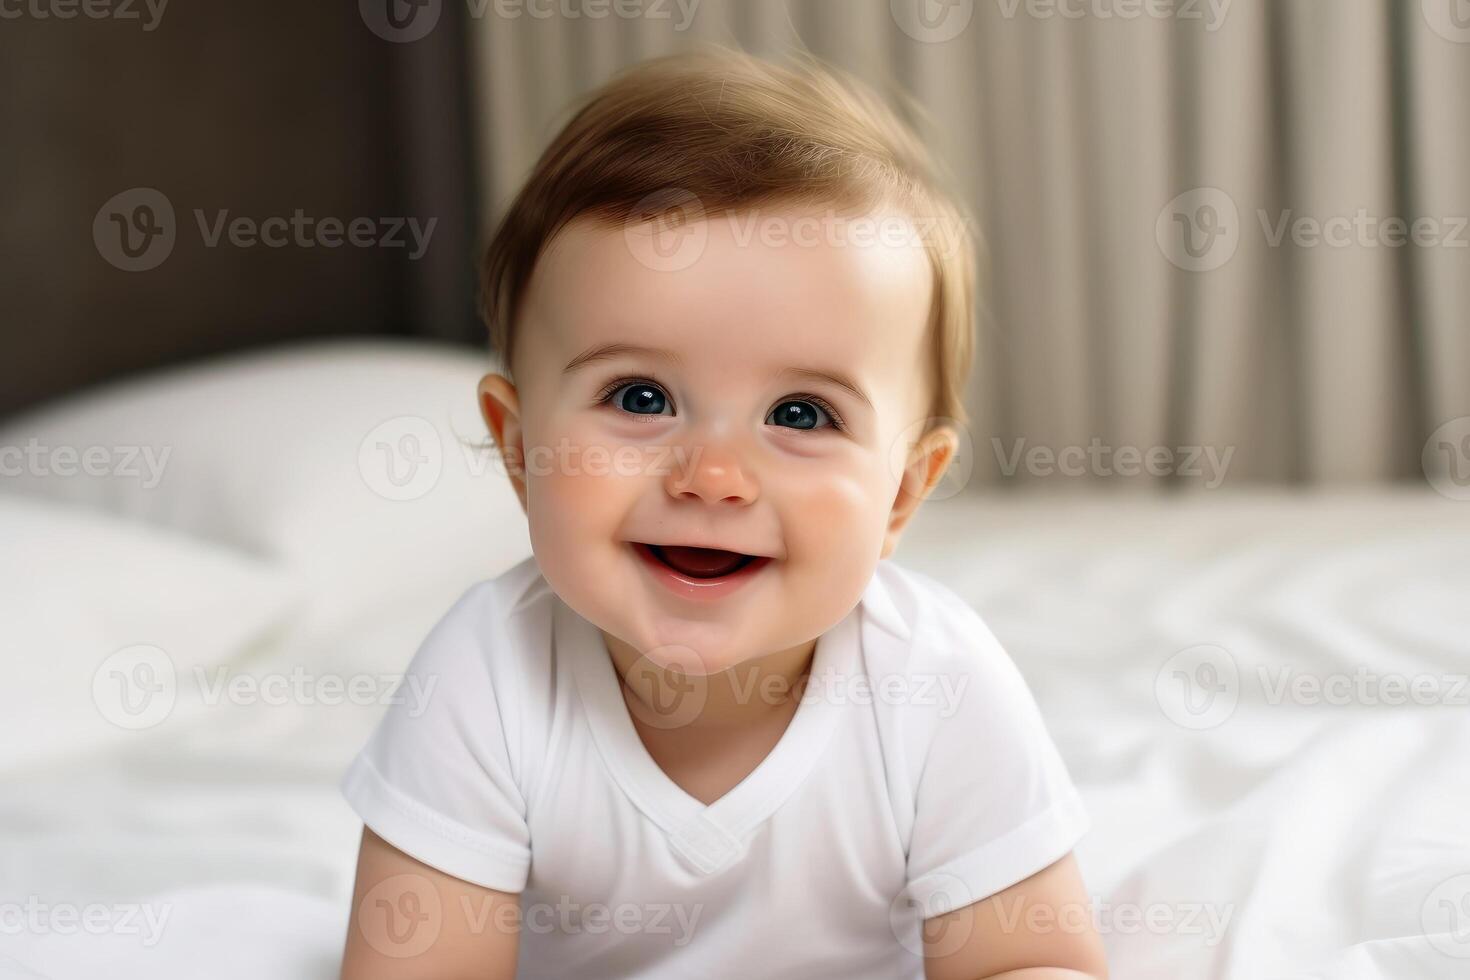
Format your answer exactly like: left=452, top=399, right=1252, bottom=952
left=630, top=540, right=778, bottom=560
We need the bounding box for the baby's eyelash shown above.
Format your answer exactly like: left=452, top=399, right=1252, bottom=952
left=592, top=376, right=847, bottom=432
left=782, top=393, right=847, bottom=432
left=593, top=375, right=667, bottom=406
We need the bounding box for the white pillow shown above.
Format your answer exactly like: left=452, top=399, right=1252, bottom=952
left=0, top=495, right=301, bottom=774
left=0, top=339, right=532, bottom=635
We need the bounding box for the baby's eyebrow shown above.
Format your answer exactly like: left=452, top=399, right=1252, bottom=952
left=563, top=341, right=872, bottom=411
left=776, top=367, right=873, bottom=411
left=562, top=342, right=683, bottom=374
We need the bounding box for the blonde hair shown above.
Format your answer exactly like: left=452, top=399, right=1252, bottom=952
left=479, top=45, right=977, bottom=429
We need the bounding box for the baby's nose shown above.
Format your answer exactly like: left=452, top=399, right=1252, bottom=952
left=664, top=441, right=758, bottom=505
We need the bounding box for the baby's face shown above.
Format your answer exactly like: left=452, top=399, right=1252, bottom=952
left=484, top=203, right=951, bottom=674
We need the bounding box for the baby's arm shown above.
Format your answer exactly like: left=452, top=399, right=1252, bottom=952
left=919, top=852, right=1108, bottom=980
left=340, top=827, right=520, bottom=980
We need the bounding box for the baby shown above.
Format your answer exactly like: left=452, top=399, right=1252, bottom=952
left=339, top=47, right=1106, bottom=980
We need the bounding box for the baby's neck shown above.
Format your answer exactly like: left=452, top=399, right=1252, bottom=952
left=600, top=631, right=818, bottom=730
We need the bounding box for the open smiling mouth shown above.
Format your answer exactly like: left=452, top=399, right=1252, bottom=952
left=629, top=542, right=773, bottom=596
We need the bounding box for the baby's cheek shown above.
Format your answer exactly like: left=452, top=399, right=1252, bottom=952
left=524, top=458, right=633, bottom=609
left=790, top=460, right=889, bottom=537
left=529, top=469, right=594, bottom=538
left=523, top=418, right=629, bottom=516
left=780, top=469, right=888, bottom=595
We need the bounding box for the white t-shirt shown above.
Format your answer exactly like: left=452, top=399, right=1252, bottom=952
left=341, top=555, right=1089, bottom=979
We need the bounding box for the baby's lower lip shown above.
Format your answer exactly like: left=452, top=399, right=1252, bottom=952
left=629, top=542, right=773, bottom=601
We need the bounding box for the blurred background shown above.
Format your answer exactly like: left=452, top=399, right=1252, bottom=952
left=3, top=2, right=1470, bottom=978
left=5, top=0, right=1469, bottom=487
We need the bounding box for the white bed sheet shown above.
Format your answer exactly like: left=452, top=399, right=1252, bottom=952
left=4, top=490, right=1468, bottom=979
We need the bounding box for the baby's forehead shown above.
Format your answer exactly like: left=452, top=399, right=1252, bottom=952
left=520, top=204, right=935, bottom=384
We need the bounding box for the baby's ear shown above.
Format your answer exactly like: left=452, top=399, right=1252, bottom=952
left=477, top=373, right=527, bottom=512
left=880, top=424, right=959, bottom=560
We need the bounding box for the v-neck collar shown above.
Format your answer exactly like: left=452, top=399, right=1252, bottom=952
left=562, top=595, right=863, bottom=876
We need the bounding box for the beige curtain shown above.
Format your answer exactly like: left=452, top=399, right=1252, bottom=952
left=467, top=0, right=1470, bottom=489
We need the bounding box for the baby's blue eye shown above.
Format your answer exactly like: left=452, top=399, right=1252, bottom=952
left=768, top=400, right=830, bottom=430
left=612, top=382, right=671, bottom=416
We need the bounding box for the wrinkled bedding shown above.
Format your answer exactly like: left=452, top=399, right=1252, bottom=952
left=4, top=490, right=1467, bottom=979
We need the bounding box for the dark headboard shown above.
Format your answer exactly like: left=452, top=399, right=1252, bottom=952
left=0, top=1, right=482, bottom=420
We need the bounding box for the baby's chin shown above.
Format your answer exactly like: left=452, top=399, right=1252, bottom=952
left=541, top=561, right=784, bottom=675
left=541, top=547, right=864, bottom=675
left=604, top=613, right=778, bottom=677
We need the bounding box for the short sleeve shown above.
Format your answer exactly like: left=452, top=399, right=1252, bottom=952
left=903, top=598, right=1090, bottom=919
left=339, top=583, right=532, bottom=893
